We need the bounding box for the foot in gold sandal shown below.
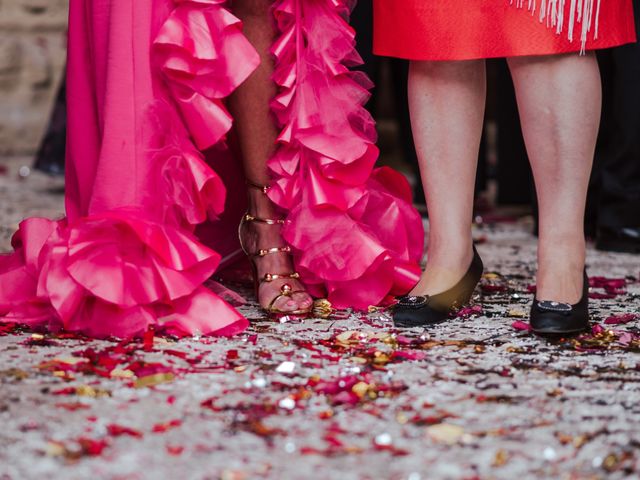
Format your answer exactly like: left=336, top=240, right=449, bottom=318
left=239, top=181, right=313, bottom=317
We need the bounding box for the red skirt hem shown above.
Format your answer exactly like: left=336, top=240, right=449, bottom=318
left=373, top=0, right=637, bottom=61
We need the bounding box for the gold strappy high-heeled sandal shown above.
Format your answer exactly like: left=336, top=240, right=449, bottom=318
left=238, top=181, right=312, bottom=318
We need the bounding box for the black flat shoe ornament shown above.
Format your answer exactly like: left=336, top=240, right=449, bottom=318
left=530, top=272, right=590, bottom=336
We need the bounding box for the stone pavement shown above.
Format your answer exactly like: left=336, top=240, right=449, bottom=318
left=1, top=158, right=640, bottom=480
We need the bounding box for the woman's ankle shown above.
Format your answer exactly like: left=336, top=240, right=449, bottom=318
left=247, top=187, right=278, bottom=218
left=425, top=234, right=474, bottom=268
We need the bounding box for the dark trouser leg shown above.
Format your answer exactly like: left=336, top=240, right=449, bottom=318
left=596, top=22, right=640, bottom=230
left=34, top=76, right=66, bottom=176
left=493, top=59, right=533, bottom=206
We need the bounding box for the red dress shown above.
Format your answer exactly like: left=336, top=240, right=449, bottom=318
left=373, top=0, right=637, bottom=60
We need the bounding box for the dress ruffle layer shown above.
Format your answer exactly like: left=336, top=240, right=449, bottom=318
left=0, top=214, right=246, bottom=338
left=0, top=0, right=255, bottom=338
left=0, top=0, right=423, bottom=338
left=268, top=0, right=423, bottom=309
left=154, top=0, right=260, bottom=150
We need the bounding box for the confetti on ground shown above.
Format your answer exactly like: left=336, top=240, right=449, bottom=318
left=1, top=158, right=640, bottom=479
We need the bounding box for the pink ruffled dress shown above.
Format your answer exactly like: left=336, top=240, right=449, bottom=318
left=0, top=0, right=424, bottom=339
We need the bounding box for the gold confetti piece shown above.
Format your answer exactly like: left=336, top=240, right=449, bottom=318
left=51, top=357, right=89, bottom=366
left=31, top=333, right=45, bottom=341
left=351, top=381, right=370, bottom=398
left=372, top=351, right=391, bottom=365
left=75, top=385, right=111, bottom=398
left=573, top=434, right=589, bottom=448
left=371, top=332, right=394, bottom=341
left=0, top=368, right=29, bottom=380
left=396, top=412, right=408, bottom=424
left=425, top=423, right=465, bottom=445
left=546, top=388, right=563, bottom=397
left=234, top=365, right=248, bottom=373
left=350, top=356, right=369, bottom=365
left=153, top=337, right=173, bottom=346
left=38, top=358, right=88, bottom=370
left=221, top=470, right=247, bottom=480
left=45, top=441, right=66, bottom=458
left=134, top=373, right=175, bottom=389
left=508, top=309, right=527, bottom=318
left=505, top=345, right=528, bottom=353
left=492, top=449, right=510, bottom=467
left=603, top=453, right=620, bottom=472
left=110, top=369, right=135, bottom=379
left=336, top=331, right=361, bottom=347
left=474, top=345, right=486, bottom=354
left=482, top=272, right=501, bottom=280
left=555, top=432, right=573, bottom=445
left=312, top=299, right=333, bottom=319
left=380, top=335, right=398, bottom=347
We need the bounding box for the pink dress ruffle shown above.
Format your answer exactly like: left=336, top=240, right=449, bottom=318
left=0, top=0, right=423, bottom=338
left=268, top=0, right=423, bottom=309
left=0, top=0, right=254, bottom=338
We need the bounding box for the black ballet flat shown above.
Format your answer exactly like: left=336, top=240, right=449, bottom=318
left=393, top=246, right=484, bottom=328
left=529, top=272, right=590, bottom=336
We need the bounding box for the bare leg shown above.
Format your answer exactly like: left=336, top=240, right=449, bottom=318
left=508, top=53, right=601, bottom=303
left=408, top=60, right=486, bottom=295
left=229, top=0, right=312, bottom=312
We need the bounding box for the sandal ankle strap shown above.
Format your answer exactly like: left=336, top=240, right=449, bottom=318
left=243, top=213, right=287, bottom=225
left=246, top=180, right=270, bottom=194
left=251, top=246, right=292, bottom=258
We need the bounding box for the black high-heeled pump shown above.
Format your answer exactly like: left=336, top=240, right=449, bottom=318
left=393, top=246, right=484, bottom=328
left=530, top=271, right=590, bottom=335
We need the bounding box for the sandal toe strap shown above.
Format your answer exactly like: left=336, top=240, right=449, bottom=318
left=261, top=272, right=301, bottom=283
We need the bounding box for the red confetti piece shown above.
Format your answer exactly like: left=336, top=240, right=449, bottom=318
left=372, top=442, right=410, bottom=456
left=589, top=292, right=618, bottom=300
left=166, top=445, right=184, bottom=456
left=77, top=437, right=108, bottom=456
left=511, top=321, right=532, bottom=332
left=604, top=313, right=638, bottom=325
left=617, top=332, right=636, bottom=346
left=162, top=349, right=189, bottom=359
left=0, top=323, right=22, bottom=336
left=589, top=276, right=627, bottom=290
left=126, top=361, right=176, bottom=378
left=392, top=350, right=427, bottom=361
left=456, top=305, right=483, bottom=318
left=55, top=402, right=90, bottom=411
left=481, top=284, right=508, bottom=294
left=152, top=419, right=182, bottom=433
left=142, top=329, right=155, bottom=352
left=51, top=387, right=79, bottom=396
left=107, top=424, right=143, bottom=438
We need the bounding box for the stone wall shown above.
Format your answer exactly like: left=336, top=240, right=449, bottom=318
left=0, top=0, right=68, bottom=156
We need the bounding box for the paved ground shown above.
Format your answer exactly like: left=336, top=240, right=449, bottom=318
left=1, top=157, right=640, bottom=480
